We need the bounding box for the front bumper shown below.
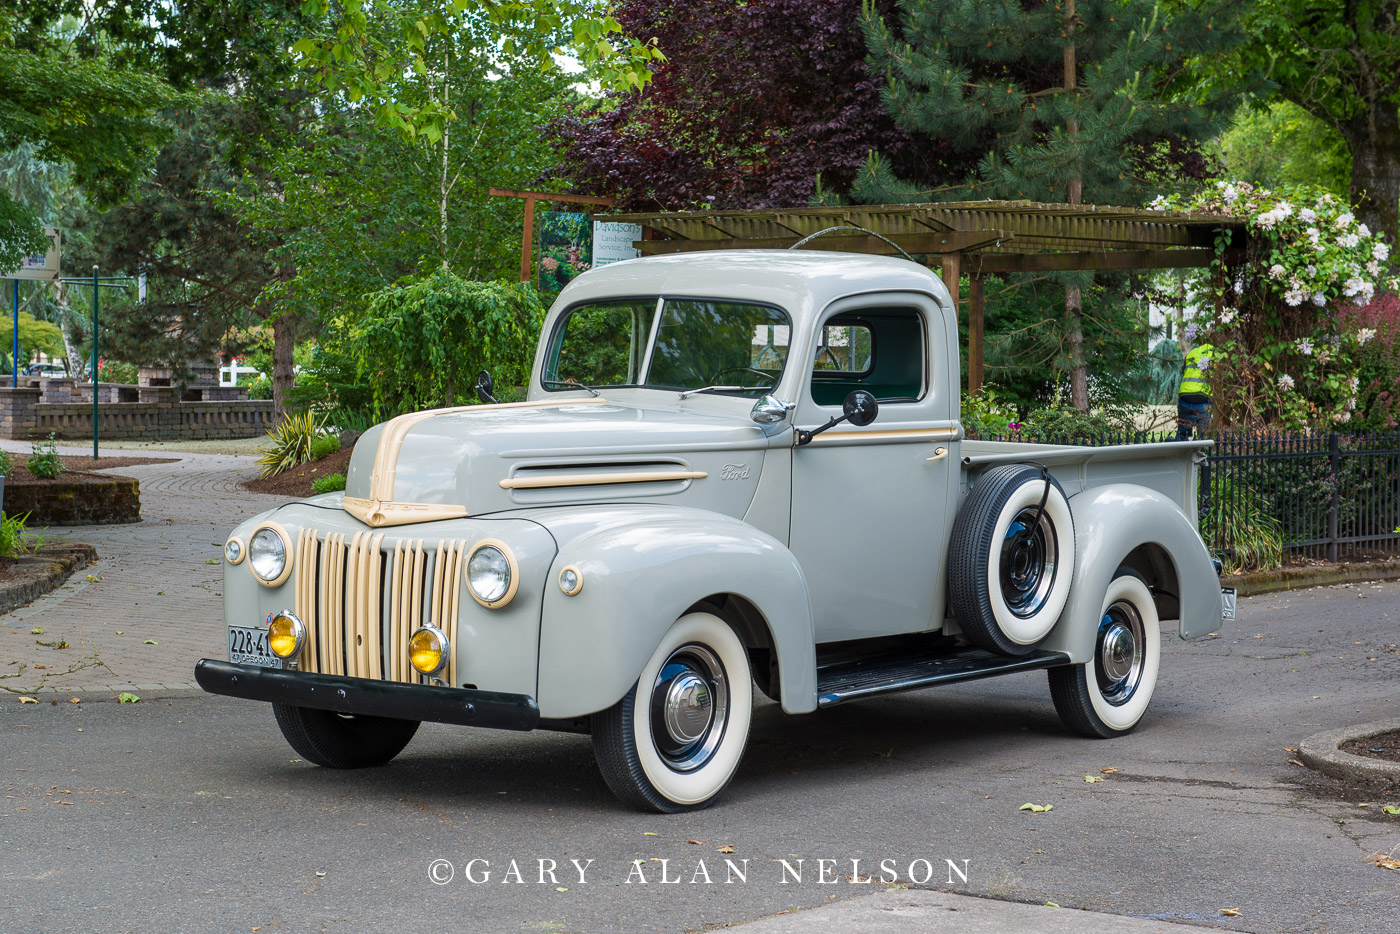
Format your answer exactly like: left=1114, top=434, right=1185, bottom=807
left=194, top=659, right=540, bottom=731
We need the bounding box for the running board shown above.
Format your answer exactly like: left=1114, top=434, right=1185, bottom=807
left=815, top=646, right=1071, bottom=708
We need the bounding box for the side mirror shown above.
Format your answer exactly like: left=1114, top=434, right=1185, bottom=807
left=842, top=390, right=879, bottom=427
left=797, top=389, right=881, bottom=445
left=476, top=370, right=497, bottom=404
left=750, top=394, right=793, bottom=426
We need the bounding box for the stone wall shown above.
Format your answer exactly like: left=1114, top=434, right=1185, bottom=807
left=0, top=385, right=275, bottom=441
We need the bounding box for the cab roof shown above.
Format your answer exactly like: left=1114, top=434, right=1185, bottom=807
left=553, top=250, right=950, bottom=318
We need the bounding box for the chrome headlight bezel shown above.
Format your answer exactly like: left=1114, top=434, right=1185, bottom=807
left=466, top=539, right=519, bottom=609
left=248, top=522, right=293, bottom=587
left=409, top=625, right=450, bottom=675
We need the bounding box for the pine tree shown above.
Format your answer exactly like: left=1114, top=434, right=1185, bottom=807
left=857, top=0, right=1241, bottom=408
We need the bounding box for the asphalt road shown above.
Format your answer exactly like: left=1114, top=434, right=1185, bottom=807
left=3, top=583, right=1399, bottom=934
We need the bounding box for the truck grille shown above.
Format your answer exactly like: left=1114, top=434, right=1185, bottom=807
left=292, top=529, right=466, bottom=685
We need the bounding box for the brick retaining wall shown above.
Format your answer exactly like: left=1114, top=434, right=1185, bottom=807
left=0, top=386, right=274, bottom=440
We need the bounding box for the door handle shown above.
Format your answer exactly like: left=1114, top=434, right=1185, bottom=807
left=926, top=446, right=948, bottom=462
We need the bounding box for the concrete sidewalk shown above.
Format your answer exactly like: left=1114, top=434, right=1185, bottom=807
left=726, top=890, right=1217, bottom=933
left=0, top=440, right=284, bottom=696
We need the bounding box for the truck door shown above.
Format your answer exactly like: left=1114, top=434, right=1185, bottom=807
left=788, top=293, right=959, bottom=642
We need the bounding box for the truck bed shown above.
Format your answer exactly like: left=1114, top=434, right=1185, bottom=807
left=960, top=439, right=1212, bottom=522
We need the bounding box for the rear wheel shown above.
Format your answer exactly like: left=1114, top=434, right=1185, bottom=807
left=1048, top=569, right=1161, bottom=738
left=273, top=703, right=420, bottom=768
left=592, top=612, right=753, bottom=812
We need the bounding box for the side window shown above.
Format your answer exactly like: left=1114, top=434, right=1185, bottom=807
left=809, top=308, right=926, bottom=407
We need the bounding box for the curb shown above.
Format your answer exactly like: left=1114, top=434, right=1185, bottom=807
left=1298, top=719, right=1400, bottom=792
left=0, top=543, right=98, bottom=616
left=1223, top=559, right=1400, bottom=596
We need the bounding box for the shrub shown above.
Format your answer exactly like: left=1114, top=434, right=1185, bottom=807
left=310, top=433, right=340, bottom=461
left=311, top=472, right=347, bottom=494
left=960, top=390, right=1017, bottom=440
left=95, top=359, right=139, bottom=384
left=1200, top=472, right=1284, bottom=573
left=26, top=433, right=62, bottom=479
left=257, top=411, right=325, bottom=478
left=0, top=449, right=12, bottom=476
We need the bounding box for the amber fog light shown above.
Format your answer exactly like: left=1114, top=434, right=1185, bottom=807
left=267, top=612, right=306, bottom=660
left=409, top=626, right=449, bottom=675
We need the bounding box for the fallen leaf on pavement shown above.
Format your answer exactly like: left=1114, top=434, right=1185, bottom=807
left=143, top=640, right=158, bottom=645
left=1383, top=806, right=1400, bottom=816
left=118, top=693, right=140, bottom=704
left=643, top=832, right=658, bottom=836
left=1084, top=775, right=1104, bottom=783
left=1100, top=767, right=1120, bottom=774
left=1289, top=759, right=1306, bottom=767
left=717, top=845, right=735, bottom=854
left=29, top=627, right=42, bottom=635
left=687, top=839, right=704, bottom=845
left=18, top=696, right=37, bottom=704
left=1220, top=908, right=1241, bottom=916
left=1019, top=803, right=1053, bottom=813
left=1366, top=853, right=1400, bottom=871
left=68, top=698, right=80, bottom=704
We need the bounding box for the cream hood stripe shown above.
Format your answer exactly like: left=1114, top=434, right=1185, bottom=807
left=366, top=397, right=610, bottom=504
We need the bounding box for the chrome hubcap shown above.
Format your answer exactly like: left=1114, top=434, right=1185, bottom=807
left=649, top=644, right=728, bottom=772
left=1000, top=507, right=1058, bottom=618
left=1096, top=600, right=1145, bottom=706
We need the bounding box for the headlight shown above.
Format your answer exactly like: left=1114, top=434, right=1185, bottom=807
left=558, top=565, right=583, bottom=596
left=224, top=537, right=245, bottom=565
left=267, top=611, right=306, bottom=660
left=248, top=524, right=292, bottom=586
left=409, top=626, right=449, bottom=675
left=466, top=540, right=519, bottom=608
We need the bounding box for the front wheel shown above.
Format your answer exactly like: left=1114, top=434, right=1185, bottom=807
left=1047, top=569, right=1161, bottom=737
left=592, top=612, right=753, bottom=812
left=273, top=703, right=420, bottom=768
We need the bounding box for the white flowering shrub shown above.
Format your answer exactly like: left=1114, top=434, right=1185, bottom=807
left=1151, top=181, right=1397, bottom=429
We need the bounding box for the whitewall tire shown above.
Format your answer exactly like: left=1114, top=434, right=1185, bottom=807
left=1048, top=569, right=1161, bottom=737
left=949, top=463, right=1076, bottom=655
left=592, top=612, right=753, bottom=812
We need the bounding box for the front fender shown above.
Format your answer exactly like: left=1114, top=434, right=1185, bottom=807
left=1042, top=483, right=1220, bottom=662
left=532, top=506, right=817, bottom=718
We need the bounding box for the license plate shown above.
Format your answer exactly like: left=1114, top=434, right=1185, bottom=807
left=1221, top=587, right=1237, bottom=622
left=228, top=625, right=281, bottom=669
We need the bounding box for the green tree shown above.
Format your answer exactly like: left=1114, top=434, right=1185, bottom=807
left=857, top=0, right=1242, bottom=409
left=1219, top=101, right=1351, bottom=197
left=0, top=7, right=178, bottom=271
left=1200, top=1, right=1400, bottom=246
left=344, top=270, right=544, bottom=413
left=292, top=0, right=664, bottom=142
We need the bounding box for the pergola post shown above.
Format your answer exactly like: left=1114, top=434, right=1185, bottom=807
left=968, top=273, right=984, bottom=395
left=939, top=252, right=960, bottom=311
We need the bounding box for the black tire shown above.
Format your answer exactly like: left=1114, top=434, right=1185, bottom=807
left=272, top=703, right=420, bottom=768
left=1048, top=568, right=1161, bottom=738
left=949, top=463, right=1076, bottom=656
left=592, top=612, right=753, bottom=813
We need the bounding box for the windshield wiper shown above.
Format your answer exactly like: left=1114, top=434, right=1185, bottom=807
left=542, top=378, right=601, bottom=397
left=677, top=385, right=750, bottom=399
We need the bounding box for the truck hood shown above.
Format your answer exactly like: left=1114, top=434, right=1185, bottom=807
left=342, top=398, right=775, bottom=527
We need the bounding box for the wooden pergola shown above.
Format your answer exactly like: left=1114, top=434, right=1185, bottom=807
left=599, top=201, right=1248, bottom=392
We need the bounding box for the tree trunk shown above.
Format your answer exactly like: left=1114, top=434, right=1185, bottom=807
left=51, top=280, right=84, bottom=378
left=271, top=313, right=297, bottom=421
left=1340, top=105, right=1400, bottom=248
left=1063, top=0, right=1090, bottom=412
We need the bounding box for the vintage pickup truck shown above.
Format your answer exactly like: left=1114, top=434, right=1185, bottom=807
left=197, top=251, right=1226, bottom=812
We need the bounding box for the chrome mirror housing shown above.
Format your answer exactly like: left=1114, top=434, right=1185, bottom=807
left=750, top=395, right=793, bottom=426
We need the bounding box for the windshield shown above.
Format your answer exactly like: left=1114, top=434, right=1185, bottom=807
left=544, top=298, right=790, bottom=395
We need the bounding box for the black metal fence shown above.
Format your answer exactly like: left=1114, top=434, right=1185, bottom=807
left=1013, top=429, right=1400, bottom=563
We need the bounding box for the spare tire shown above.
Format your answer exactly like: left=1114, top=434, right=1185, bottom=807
left=949, top=463, right=1075, bottom=656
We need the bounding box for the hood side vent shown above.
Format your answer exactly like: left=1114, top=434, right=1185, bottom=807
left=500, top=460, right=707, bottom=501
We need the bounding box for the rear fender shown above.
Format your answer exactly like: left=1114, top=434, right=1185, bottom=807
left=535, top=508, right=817, bottom=718
left=1042, top=483, right=1220, bottom=662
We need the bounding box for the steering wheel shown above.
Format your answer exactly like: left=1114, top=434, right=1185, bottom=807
left=709, top=366, right=778, bottom=389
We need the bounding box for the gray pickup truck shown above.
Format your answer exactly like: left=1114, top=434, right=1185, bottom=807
left=198, top=251, right=1226, bottom=812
